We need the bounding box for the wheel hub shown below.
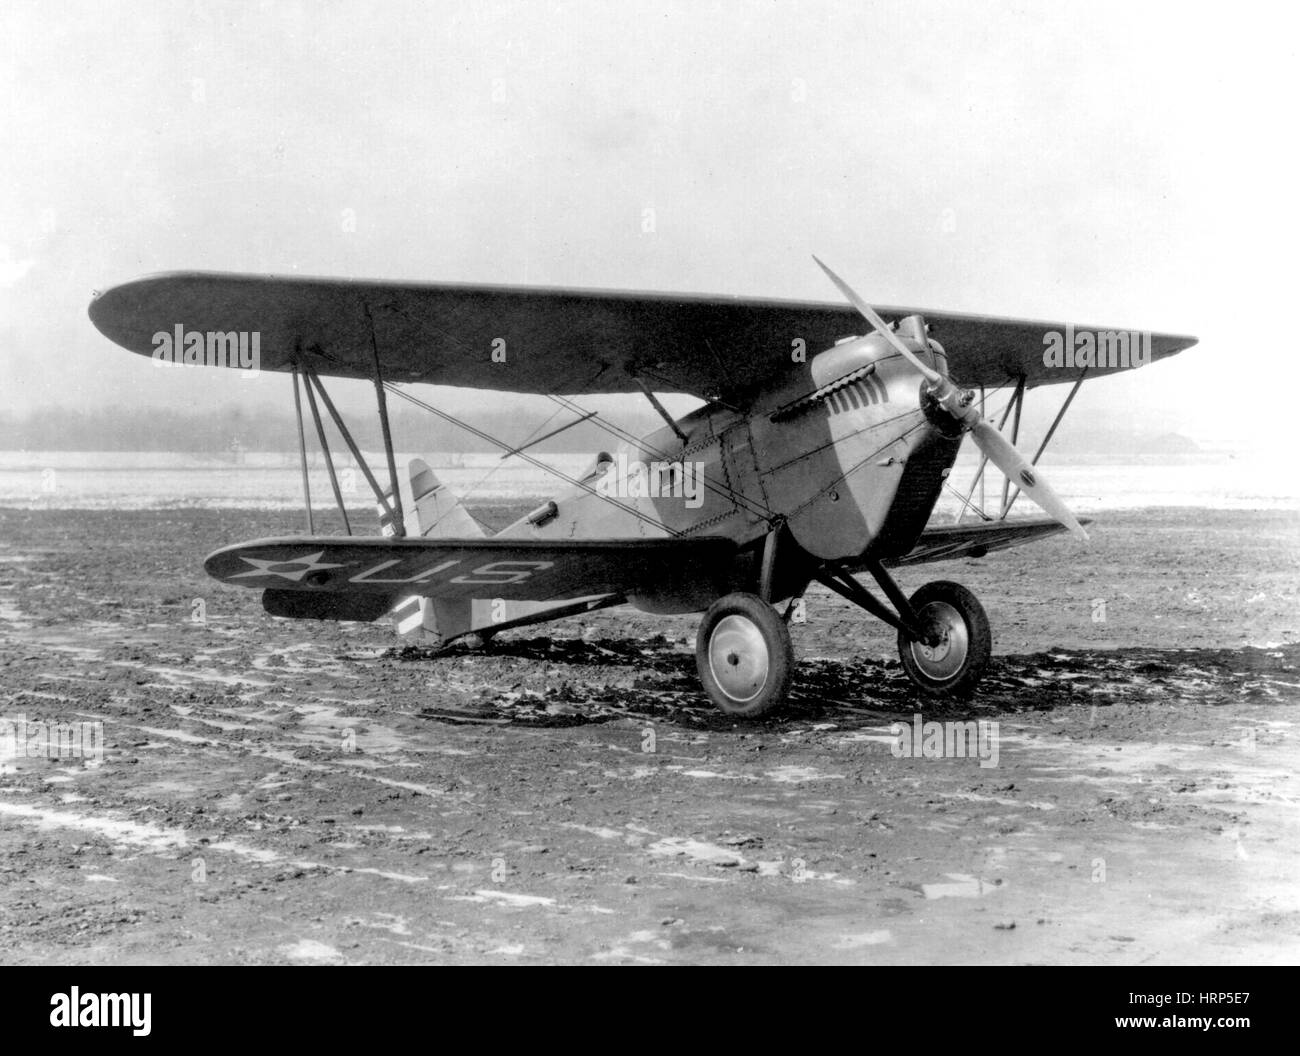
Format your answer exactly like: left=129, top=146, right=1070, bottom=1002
left=707, top=614, right=770, bottom=703
left=908, top=600, right=968, bottom=681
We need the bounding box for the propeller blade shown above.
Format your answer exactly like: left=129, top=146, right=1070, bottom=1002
left=812, top=256, right=943, bottom=385
left=810, top=257, right=1085, bottom=543
left=969, top=420, right=1088, bottom=541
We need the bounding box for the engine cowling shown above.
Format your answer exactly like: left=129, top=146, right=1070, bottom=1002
left=751, top=316, right=958, bottom=561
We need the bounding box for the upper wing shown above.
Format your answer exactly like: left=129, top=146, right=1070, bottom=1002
left=880, top=516, right=1091, bottom=568
left=205, top=534, right=736, bottom=602
left=89, top=271, right=1197, bottom=403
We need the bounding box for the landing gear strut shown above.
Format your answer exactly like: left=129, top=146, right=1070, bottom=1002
left=691, top=544, right=991, bottom=716
left=814, top=560, right=991, bottom=699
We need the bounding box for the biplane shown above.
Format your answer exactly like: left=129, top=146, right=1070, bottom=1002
left=88, top=261, right=1195, bottom=716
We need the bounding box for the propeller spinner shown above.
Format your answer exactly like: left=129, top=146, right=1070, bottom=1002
left=813, top=256, right=1088, bottom=542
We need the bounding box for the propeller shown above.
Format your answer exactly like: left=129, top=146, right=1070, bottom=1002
left=813, top=256, right=1088, bottom=542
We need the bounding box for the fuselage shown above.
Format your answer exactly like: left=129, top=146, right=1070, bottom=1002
left=496, top=320, right=964, bottom=613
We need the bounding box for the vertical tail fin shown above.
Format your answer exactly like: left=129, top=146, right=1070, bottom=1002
left=407, top=458, right=485, bottom=538
left=383, top=458, right=483, bottom=642
left=385, top=458, right=616, bottom=645
left=377, top=458, right=484, bottom=539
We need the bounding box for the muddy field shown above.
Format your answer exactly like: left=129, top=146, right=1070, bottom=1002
left=0, top=505, right=1297, bottom=964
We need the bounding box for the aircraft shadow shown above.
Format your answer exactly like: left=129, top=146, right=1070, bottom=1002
left=399, top=638, right=1300, bottom=729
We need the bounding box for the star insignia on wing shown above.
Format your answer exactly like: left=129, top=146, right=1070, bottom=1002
left=230, top=550, right=345, bottom=582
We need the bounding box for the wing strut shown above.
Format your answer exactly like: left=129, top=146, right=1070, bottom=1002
left=290, top=365, right=314, bottom=534
left=302, top=366, right=399, bottom=528
left=953, top=375, right=1024, bottom=524
left=364, top=303, right=406, bottom=538
left=951, top=369, right=1088, bottom=524
left=301, top=367, right=352, bottom=535
left=634, top=377, right=689, bottom=445
left=1002, top=368, right=1088, bottom=518
left=999, top=374, right=1026, bottom=515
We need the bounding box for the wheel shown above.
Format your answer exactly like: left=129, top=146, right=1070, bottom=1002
left=896, top=580, right=991, bottom=697
left=696, top=592, right=794, bottom=717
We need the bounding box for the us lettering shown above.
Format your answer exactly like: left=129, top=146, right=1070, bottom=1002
left=450, top=560, right=554, bottom=585
left=349, top=558, right=459, bottom=584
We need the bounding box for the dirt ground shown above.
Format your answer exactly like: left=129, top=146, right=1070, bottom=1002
left=0, top=505, right=1297, bottom=965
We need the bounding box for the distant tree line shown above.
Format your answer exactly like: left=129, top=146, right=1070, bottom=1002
left=0, top=403, right=662, bottom=454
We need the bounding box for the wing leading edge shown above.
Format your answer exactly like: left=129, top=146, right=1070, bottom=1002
left=882, top=517, right=1092, bottom=568
left=90, top=271, right=1197, bottom=403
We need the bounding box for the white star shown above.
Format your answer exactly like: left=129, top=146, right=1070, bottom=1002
left=230, top=550, right=344, bottom=582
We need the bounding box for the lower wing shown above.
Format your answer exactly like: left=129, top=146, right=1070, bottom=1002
left=883, top=516, right=1092, bottom=567
left=205, top=534, right=736, bottom=604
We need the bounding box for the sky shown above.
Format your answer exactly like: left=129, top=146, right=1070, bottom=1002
left=1, top=0, right=1296, bottom=453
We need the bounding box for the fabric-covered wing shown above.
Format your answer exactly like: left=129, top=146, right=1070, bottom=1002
left=205, top=534, right=736, bottom=603
left=89, top=271, right=1197, bottom=403
left=881, top=516, right=1092, bottom=568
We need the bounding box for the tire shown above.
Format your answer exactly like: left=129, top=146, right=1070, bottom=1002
left=896, top=580, right=991, bottom=697
left=695, top=592, right=795, bottom=717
